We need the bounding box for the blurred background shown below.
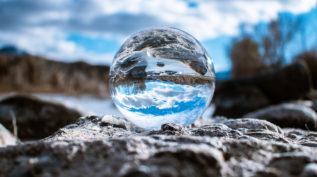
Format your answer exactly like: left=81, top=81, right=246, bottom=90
left=0, top=0, right=317, bottom=126
left=1, top=0, right=317, bottom=75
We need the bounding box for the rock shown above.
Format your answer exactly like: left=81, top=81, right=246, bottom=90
left=290, top=100, right=314, bottom=108
left=222, top=118, right=283, bottom=134
left=213, top=86, right=270, bottom=118
left=191, top=123, right=242, bottom=138
left=191, top=116, right=221, bottom=127
left=295, top=51, right=317, bottom=89
left=312, top=101, right=317, bottom=113
left=0, top=94, right=82, bottom=140
left=0, top=54, right=110, bottom=97
left=45, top=115, right=137, bottom=141
left=148, top=123, right=191, bottom=136
left=214, top=62, right=312, bottom=117
left=100, top=115, right=129, bottom=129
left=301, top=163, right=317, bottom=177
left=222, top=118, right=287, bottom=142
left=1, top=115, right=317, bottom=177
left=0, top=123, right=18, bottom=147
left=262, top=153, right=312, bottom=177
left=284, top=128, right=317, bottom=147
left=243, top=103, right=317, bottom=130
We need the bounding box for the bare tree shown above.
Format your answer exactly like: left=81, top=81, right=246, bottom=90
left=229, top=15, right=304, bottom=77
left=230, top=38, right=266, bottom=77
left=260, top=15, right=303, bottom=68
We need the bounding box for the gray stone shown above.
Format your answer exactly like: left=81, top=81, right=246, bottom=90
left=222, top=118, right=283, bottom=134
left=295, top=51, right=317, bottom=89
left=1, top=116, right=317, bottom=177
left=45, top=115, right=136, bottom=141
left=0, top=54, right=110, bottom=97
left=213, top=86, right=271, bottom=118
left=243, top=103, right=317, bottom=130
left=0, top=95, right=83, bottom=140
left=148, top=123, right=191, bottom=136
left=214, top=62, right=312, bottom=118
left=312, top=100, right=317, bottom=113
left=284, top=128, right=317, bottom=147
left=301, top=163, right=317, bottom=177
left=191, top=123, right=242, bottom=138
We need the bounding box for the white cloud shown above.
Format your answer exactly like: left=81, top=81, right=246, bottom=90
left=113, top=81, right=212, bottom=111
left=157, top=0, right=317, bottom=39
left=0, top=26, right=115, bottom=65
left=113, top=80, right=214, bottom=129
left=0, top=0, right=316, bottom=65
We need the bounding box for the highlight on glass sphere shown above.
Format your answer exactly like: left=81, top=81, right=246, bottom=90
left=109, top=27, right=215, bottom=130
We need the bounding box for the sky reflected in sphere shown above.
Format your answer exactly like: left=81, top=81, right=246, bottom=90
left=110, top=28, right=215, bottom=130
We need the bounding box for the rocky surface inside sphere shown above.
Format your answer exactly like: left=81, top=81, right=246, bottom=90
left=1, top=115, right=317, bottom=177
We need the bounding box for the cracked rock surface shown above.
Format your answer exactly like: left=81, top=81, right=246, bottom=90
left=243, top=103, right=317, bottom=130
left=1, top=116, right=317, bottom=177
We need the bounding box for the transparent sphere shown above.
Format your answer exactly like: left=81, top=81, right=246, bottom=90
left=110, top=27, right=215, bottom=130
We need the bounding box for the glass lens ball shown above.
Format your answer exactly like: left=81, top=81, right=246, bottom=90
left=110, top=27, right=215, bottom=130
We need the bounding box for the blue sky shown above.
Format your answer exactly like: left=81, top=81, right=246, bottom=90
left=0, top=0, right=316, bottom=72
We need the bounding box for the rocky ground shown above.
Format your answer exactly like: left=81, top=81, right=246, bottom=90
left=1, top=109, right=317, bottom=176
